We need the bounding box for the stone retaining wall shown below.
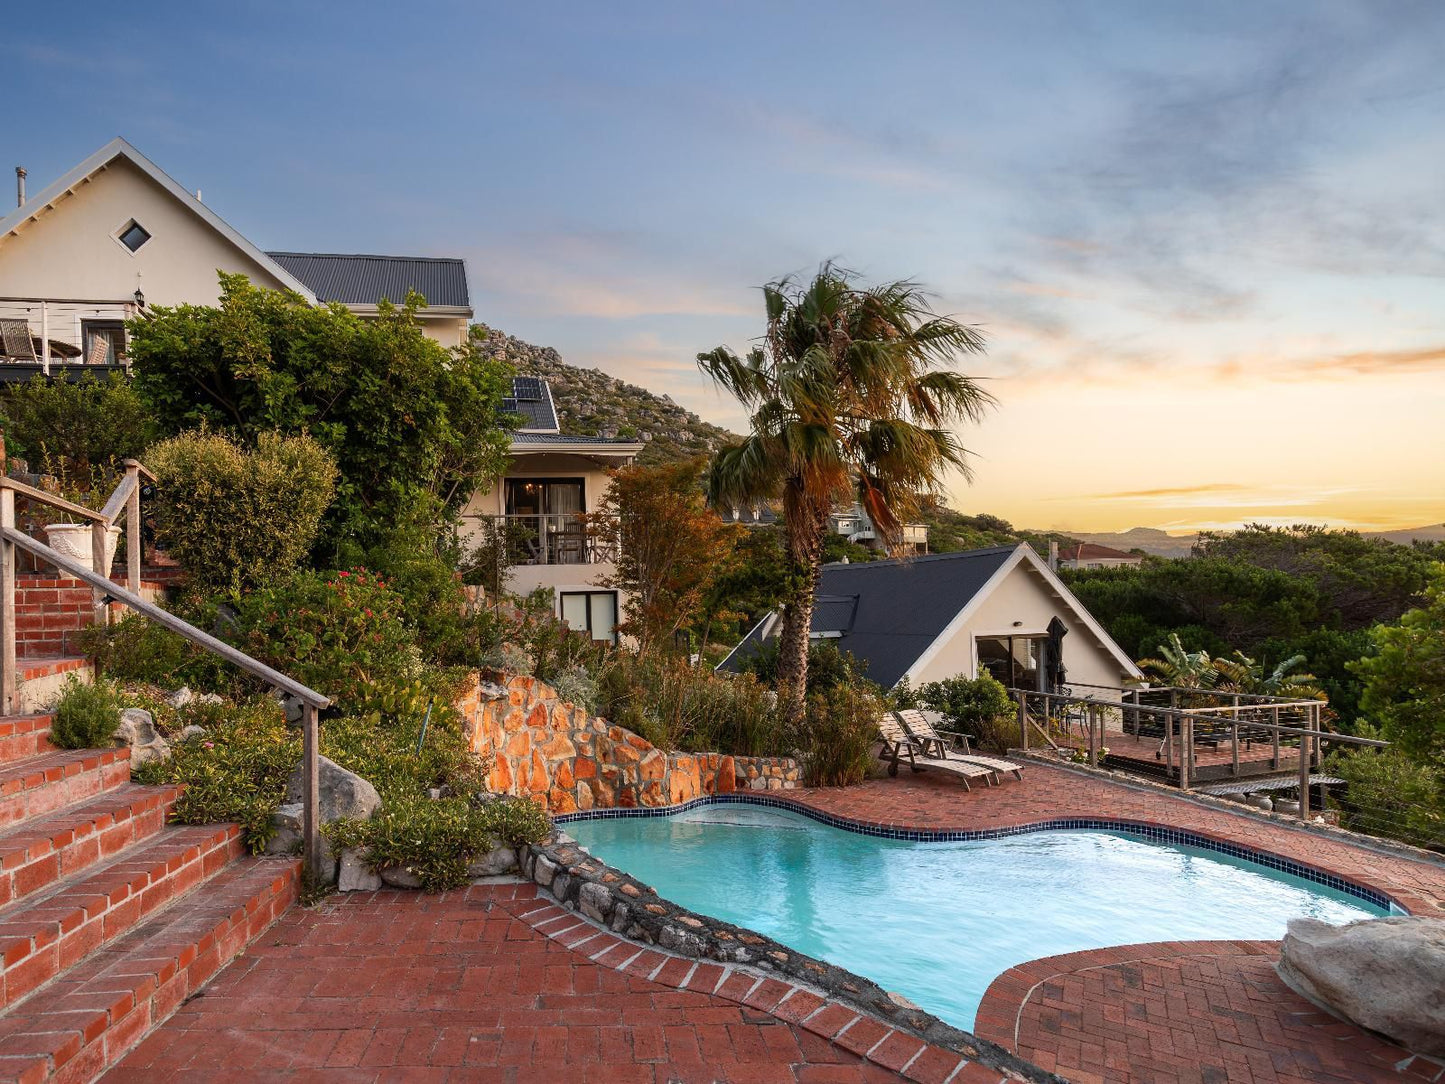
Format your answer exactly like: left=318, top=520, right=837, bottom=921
left=457, top=673, right=800, bottom=814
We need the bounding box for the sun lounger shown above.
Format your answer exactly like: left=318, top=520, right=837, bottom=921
left=897, top=709, right=1025, bottom=781
left=877, top=712, right=998, bottom=789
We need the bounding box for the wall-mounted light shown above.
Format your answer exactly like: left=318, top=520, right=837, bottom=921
left=133, top=287, right=145, bottom=308
left=1012, top=620, right=1024, bottom=627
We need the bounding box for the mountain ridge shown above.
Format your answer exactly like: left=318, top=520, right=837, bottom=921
left=474, top=327, right=739, bottom=465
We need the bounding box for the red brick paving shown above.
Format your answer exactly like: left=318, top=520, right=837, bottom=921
left=102, top=883, right=924, bottom=1083
left=974, top=940, right=1445, bottom=1084
left=105, top=761, right=1445, bottom=1084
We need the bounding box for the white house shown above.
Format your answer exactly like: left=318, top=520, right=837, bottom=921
left=829, top=504, right=928, bottom=555
left=1058, top=543, right=1145, bottom=571
left=719, top=543, right=1142, bottom=692
left=0, top=138, right=471, bottom=377
left=458, top=376, right=642, bottom=643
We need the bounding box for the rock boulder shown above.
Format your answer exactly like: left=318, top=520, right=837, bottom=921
left=283, top=755, right=383, bottom=824
left=114, top=708, right=171, bottom=766
left=264, top=757, right=383, bottom=881
left=1278, top=916, right=1445, bottom=1055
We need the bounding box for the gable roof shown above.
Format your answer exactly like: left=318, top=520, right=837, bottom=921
left=0, top=138, right=319, bottom=303
left=718, top=546, right=1017, bottom=686
left=717, top=543, right=1142, bottom=688
left=266, top=252, right=471, bottom=310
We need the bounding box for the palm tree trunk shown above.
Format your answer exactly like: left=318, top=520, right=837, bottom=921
left=777, top=503, right=827, bottom=731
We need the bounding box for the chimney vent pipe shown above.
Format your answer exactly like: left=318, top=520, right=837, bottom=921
left=14, top=167, right=25, bottom=208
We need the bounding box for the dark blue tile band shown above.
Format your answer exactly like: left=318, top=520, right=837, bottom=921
left=555, top=794, right=1403, bottom=913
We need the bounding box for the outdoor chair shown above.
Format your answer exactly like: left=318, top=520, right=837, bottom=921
left=876, top=712, right=998, bottom=790
left=897, top=708, right=1025, bottom=781
left=0, top=320, right=37, bottom=362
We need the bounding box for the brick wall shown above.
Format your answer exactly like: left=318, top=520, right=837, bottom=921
left=457, top=673, right=799, bottom=814
left=13, top=570, right=175, bottom=657
left=14, top=575, right=96, bottom=656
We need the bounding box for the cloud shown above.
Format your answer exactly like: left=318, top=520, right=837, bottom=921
left=467, top=232, right=753, bottom=320
left=1085, top=484, right=1250, bottom=500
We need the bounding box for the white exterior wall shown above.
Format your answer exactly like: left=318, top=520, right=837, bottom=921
left=0, top=158, right=289, bottom=309
left=458, top=451, right=632, bottom=628
left=909, top=563, right=1132, bottom=692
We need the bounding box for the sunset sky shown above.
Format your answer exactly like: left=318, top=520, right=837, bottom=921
left=12, top=2, right=1445, bottom=533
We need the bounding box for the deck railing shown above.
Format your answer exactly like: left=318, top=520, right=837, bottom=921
left=479, top=512, right=618, bottom=566
left=1011, top=684, right=1389, bottom=824
left=0, top=466, right=331, bottom=880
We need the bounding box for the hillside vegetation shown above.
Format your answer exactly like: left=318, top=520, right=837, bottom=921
left=471, top=327, right=738, bottom=465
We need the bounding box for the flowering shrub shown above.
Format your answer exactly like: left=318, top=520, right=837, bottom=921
left=235, top=567, right=438, bottom=722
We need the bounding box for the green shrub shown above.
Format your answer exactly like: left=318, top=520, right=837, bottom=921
left=800, top=683, right=882, bottom=787
left=595, top=652, right=786, bottom=756
left=147, top=429, right=336, bottom=596
left=322, top=712, right=487, bottom=804
left=51, top=676, right=123, bottom=749
left=323, top=710, right=548, bottom=892
left=234, top=567, right=449, bottom=722
left=131, top=697, right=298, bottom=851
left=328, top=793, right=550, bottom=892
left=549, top=665, right=597, bottom=713
left=1325, top=734, right=1444, bottom=852
left=77, top=612, right=235, bottom=693
left=919, top=674, right=1015, bottom=735
left=0, top=371, right=153, bottom=473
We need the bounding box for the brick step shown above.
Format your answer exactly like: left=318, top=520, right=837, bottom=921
left=0, top=752, right=129, bottom=833
left=0, top=786, right=180, bottom=911
left=0, top=856, right=297, bottom=1084
left=0, top=720, right=52, bottom=768
left=0, top=824, right=242, bottom=1013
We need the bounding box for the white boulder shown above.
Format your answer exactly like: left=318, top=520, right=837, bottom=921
left=1278, top=916, right=1445, bottom=1055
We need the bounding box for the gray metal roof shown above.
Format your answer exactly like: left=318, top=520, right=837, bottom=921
left=265, top=252, right=471, bottom=308
left=719, top=546, right=1018, bottom=688
left=502, top=376, right=560, bottom=432
left=509, top=432, right=643, bottom=448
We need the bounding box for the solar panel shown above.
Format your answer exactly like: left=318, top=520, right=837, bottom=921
left=511, top=376, right=546, bottom=401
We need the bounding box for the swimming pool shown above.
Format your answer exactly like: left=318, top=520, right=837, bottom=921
left=565, top=802, right=1386, bottom=1028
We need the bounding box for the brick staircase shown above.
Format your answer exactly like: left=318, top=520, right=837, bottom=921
left=0, top=711, right=299, bottom=1082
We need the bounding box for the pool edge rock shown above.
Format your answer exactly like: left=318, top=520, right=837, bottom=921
left=521, top=831, right=1063, bottom=1084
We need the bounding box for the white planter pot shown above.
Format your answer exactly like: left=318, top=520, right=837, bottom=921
left=43, top=523, right=121, bottom=574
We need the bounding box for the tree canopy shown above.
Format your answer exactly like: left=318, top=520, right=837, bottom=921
left=127, top=274, right=513, bottom=555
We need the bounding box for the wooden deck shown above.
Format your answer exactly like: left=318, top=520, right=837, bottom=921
left=1085, top=729, right=1308, bottom=782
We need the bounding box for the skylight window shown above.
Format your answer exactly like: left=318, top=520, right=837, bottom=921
left=117, top=220, right=151, bottom=253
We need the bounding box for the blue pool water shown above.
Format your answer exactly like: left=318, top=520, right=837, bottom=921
left=566, top=804, right=1385, bottom=1029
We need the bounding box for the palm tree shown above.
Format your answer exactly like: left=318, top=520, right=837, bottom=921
left=1213, top=651, right=1324, bottom=700
left=1137, top=633, right=1219, bottom=690
left=697, top=264, right=993, bottom=728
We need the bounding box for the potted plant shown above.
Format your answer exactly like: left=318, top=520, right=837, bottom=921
left=28, top=460, right=121, bottom=573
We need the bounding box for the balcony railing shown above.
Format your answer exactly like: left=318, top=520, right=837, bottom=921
left=483, top=513, right=617, bottom=566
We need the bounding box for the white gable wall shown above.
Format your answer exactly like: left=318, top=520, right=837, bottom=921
left=0, top=157, right=289, bottom=335
left=908, top=561, right=1133, bottom=692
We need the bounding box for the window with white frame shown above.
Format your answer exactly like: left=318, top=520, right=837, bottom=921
left=559, top=591, right=618, bottom=644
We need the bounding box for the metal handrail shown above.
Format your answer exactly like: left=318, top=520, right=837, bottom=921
left=0, top=468, right=331, bottom=881
left=1013, top=687, right=1390, bottom=824
left=1, top=528, right=329, bottom=709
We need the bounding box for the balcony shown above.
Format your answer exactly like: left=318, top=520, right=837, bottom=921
left=0, top=297, right=140, bottom=380
left=482, top=513, right=617, bottom=566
